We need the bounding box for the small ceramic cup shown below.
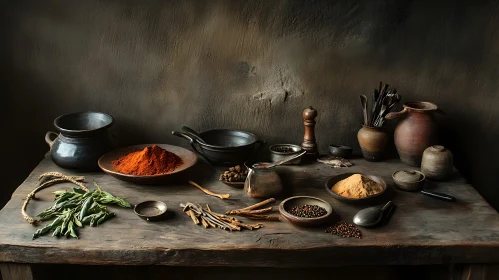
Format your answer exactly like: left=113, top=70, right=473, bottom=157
left=328, top=145, right=353, bottom=158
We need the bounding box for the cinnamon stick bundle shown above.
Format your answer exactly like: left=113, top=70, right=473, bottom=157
left=180, top=203, right=264, bottom=231
left=226, top=198, right=280, bottom=221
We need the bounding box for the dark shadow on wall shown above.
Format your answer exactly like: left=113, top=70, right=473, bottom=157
left=0, top=1, right=49, bottom=208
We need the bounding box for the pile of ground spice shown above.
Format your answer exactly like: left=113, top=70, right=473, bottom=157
left=331, top=174, right=384, bottom=198
left=112, top=145, right=182, bottom=175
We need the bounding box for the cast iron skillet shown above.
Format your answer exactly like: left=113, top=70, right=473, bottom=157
left=172, top=127, right=264, bottom=166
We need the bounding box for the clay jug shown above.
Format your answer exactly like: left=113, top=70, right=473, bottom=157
left=357, top=125, right=388, bottom=162
left=386, top=102, right=438, bottom=167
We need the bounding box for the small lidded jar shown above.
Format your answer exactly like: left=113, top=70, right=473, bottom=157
left=243, top=163, right=282, bottom=199
left=421, top=145, right=453, bottom=180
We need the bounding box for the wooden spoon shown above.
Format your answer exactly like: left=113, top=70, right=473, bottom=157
left=188, top=181, right=230, bottom=199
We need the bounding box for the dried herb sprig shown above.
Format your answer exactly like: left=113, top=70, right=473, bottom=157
left=32, top=181, right=131, bottom=240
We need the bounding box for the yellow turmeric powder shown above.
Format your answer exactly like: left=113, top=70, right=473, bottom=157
left=331, top=174, right=384, bottom=198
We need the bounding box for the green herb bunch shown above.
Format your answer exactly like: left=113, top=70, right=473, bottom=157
left=33, top=182, right=131, bottom=240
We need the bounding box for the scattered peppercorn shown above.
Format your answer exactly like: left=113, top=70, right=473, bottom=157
left=288, top=204, right=327, bottom=218
left=325, top=221, right=362, bottom=239
left=271, top=146, right=295, bottom=153
left=219, top=165, right=248, bottom=182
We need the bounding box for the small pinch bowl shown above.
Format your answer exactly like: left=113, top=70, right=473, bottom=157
left=328, top=144, right=353, bottom=158
left=279, top=196, right=334, bottom=227
left=325, top=173, right=387, bottom=204
left=134, top=201, right=168, bottom=222
left=392, top=170, right=426, bottom=191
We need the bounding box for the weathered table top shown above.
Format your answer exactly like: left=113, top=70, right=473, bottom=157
left=1, top=155, right=498, bottom=267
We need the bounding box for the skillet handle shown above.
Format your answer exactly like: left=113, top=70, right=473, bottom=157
left=254, top=140, right=266, bottom=152
left=172, top=131, right=194, bottom=143
left=248, top=140, right=266, bottom=162
left=173, top=131, right=214, bottom=164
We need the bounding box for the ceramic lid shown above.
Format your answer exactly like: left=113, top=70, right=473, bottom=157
left=427, top=145, right=447, bottom=153
left=393, top=170, right=424, bottom=183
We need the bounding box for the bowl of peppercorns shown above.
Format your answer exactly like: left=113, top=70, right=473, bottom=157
left=279, top=196, right=334, bottom=227
left=219, top=165, right=248, bottom=187
left=269, top=144, right=304, bottom=165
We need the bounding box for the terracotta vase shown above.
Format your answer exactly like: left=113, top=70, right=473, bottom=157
left=421, top=145, right=453, bottom=180
left=386, top=102, right=438, bottom=167
left=357, top=125, right=388, bottom=162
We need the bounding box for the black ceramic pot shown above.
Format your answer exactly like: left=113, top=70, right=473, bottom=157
left=45, top=112, right=114, bottom=170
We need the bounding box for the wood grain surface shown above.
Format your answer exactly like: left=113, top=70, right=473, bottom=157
left=0, top=156, right=498, bottom=267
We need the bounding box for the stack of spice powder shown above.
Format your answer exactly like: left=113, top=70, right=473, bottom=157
left=331, top=174, right=384, bottom=199
left=112, top=145, right=182, bottom=175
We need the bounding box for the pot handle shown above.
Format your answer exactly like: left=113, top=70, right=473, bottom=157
left=45, top=131, right=59, bottom=148
left=385, top=108, right=408, bottom=120
left=254, top=140, right=266, bottom=152
left=172, top=131, right=214, bottom=164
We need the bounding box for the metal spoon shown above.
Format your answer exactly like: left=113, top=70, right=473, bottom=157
left=181, top=126, right=207, bottom=144
left=353, top=201, right=393, bottom=228
left=374, top=95, right=393, bottom=126
left=252, top=150, right=307, bottom=169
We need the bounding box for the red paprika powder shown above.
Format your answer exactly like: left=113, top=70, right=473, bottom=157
left=112, top=145, right=182, bottom=175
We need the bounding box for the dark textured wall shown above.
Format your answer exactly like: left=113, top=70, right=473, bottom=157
left=2, top=0, right=499, bottom=210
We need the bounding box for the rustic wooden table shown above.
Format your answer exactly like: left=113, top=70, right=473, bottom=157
left=1, top=156, right=499, bottom=279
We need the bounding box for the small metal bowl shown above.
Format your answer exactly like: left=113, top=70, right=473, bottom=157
left=134, top=201, right=168, bottom=222
left=279, top=196, right=334, bottom=227
left=392, top=170, right=425, bottom=191
left=328, top=144, right=353, bottom=158
left=269, top=144, right=304, bottom=165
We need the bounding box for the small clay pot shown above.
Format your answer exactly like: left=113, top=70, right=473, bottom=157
left=421, top=145, right=453, bottom=180
left=357, top=125, right=388, bottom=162
left=392, top=170, right=425, bottom=191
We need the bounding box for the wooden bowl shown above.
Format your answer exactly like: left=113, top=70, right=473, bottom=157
left=325, top=173, right=387, bottom=204
left=98, top=144, right=197, bottom=184
left=279, top=196, right=334, bottom=227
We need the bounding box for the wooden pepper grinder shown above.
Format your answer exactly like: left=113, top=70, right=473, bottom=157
left=301, top=106, right=319, bottom=158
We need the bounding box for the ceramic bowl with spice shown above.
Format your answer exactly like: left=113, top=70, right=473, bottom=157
left=269, top=144, right=304, bottom=165
left=392, top=170, right=425, bottom=191
left=328, top=145, right=353, bottom=158
left=98, top=144, right=197, bottom=184
left=325, top=173, right=387, bottom=204
left=219, top=165, right=248, bottom=187
left=279, top=196, right=334, bottom=227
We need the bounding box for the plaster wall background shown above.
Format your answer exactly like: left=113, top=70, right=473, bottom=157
left=2, top=0, right=499, bottom=209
